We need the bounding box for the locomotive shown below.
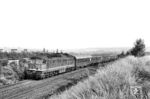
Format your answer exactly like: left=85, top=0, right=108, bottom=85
left=26, top=53, right=117, bottom=79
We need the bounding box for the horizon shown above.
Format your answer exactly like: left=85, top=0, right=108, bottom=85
left=0, top=46, right=150, bottom=53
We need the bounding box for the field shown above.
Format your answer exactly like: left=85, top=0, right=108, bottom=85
left=49, top=56, right=150, bottom=99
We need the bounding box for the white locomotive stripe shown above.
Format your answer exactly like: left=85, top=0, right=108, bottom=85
left=29, top=64, right=74, bottom=72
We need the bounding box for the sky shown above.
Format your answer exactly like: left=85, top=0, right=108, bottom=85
left=0, top=0, right=150, bottom=50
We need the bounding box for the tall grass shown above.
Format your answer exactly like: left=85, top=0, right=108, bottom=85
left=49, top=56, right=150, bottom=99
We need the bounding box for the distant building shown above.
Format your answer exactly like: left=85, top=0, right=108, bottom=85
left=23, top=49, right=28, bottom=52
left=11, top=49, right=17, bottom=53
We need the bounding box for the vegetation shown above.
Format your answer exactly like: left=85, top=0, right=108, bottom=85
left=130, top=38, right=145, bottom=57
left=49, top=56, right=150, bottom=99
left=0, top=51, right=73, bottom=60
left=117, top=38, right=146, bottom=58
left=0, top=59, right=28, bottom=85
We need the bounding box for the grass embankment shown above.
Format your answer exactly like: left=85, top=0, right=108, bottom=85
left=49, top=56, right=150, bottom=99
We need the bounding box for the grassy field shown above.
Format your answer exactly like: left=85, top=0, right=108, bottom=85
left=49, top=56, right=150, bottom=99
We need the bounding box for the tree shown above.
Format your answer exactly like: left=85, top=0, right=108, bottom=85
left=117, top=51, right=126, bottom=58
left=130, top=38, right=145, bottom=57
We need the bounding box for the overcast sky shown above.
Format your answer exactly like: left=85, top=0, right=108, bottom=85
left=0, top=0, right=150, bottom=50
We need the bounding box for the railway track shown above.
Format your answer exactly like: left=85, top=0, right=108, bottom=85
left=0, top=79, right=35, bottom=88
left=0, top=68, right=89, bottom=99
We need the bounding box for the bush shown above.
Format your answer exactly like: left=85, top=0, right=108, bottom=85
left=10, top=62, right=25, bottom=80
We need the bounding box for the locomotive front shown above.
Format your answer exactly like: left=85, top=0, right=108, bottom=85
left=26, top=56, right=47, bottom=79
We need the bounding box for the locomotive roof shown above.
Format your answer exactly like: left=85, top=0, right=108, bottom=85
left=30, top=53, right=75, bottom=60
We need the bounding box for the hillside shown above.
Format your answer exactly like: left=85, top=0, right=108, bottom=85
left=49, top=56, right=150, bottom=99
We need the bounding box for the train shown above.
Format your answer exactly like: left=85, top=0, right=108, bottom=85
left=26, top=53, right=118, bottom=80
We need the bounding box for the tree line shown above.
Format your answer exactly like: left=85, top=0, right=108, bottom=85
left=118, top=38, right=146, bottom=58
